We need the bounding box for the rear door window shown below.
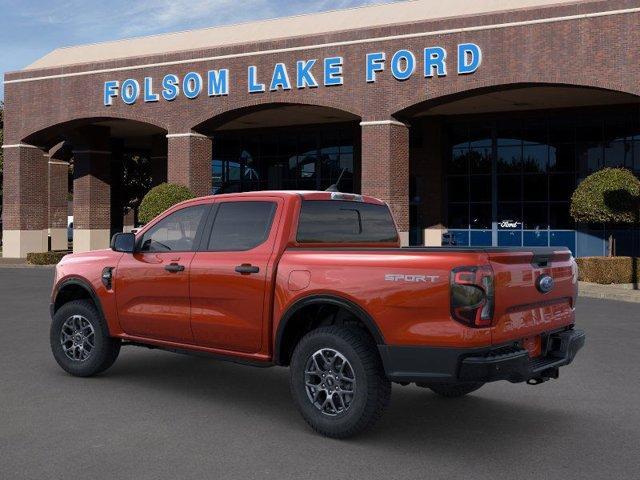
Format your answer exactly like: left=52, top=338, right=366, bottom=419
left=206, top=201, right=277, bottom=251
left=297, top=200, right=398, bottom=243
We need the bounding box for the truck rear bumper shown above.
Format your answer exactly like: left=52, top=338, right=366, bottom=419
left=379, top=328, right=585, bottom=384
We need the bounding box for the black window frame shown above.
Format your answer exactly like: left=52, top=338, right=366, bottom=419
left=202, top=200, right=278, bottom=252
left=296, top=200, right=399, bottom=244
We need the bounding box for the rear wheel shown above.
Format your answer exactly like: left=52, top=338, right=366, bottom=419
left=50, top=300, right=121, bottom=377
left=426, top=382, right=484, bottom=398
left=289, top=326, right=391, bottom=438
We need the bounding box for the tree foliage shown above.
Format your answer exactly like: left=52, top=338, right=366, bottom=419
left=121, top=153, right=152, bottom=215
left=570, top=168, right=640, bottom=224
left=138, top=183, right=195, bottom=224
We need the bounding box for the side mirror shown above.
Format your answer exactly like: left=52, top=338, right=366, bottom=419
left=111, top=232, right=136, bottom=253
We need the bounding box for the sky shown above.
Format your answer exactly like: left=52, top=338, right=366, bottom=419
left=0, top=0, right=400, bottom=100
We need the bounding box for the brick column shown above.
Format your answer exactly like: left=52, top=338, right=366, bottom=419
left=1, top=144, right=49, bottom=258
left=71, top=126, right=112, bottom=253
left=48, top=154, right=69, bottom=251
left=167, top=132, right=212, bottom=197
left=151, top=134, right=168, bottom=187
left=360, top=120, right=410, bottom=245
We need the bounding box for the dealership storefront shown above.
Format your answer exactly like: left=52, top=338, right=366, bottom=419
left=3, top=0, right=640, bottom=257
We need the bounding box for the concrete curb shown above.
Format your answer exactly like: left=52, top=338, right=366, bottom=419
left=579, top=282, right=640, bottom=304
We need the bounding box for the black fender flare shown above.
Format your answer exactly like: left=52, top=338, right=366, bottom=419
left=273, top=294, right=385, bottom=365
left=52, top=277, right=110, bottom=336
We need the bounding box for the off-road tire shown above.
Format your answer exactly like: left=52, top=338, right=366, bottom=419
left=50, top=300, right=121, bottom=377
left=289, top=326, right=391, bottom=439
left=427, top=382, right=484, bottom=398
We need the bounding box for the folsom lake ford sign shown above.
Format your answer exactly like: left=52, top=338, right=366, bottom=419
left=103, top=43, right=482, bottom=106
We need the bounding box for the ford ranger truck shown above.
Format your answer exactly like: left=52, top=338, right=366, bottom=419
left=50, top=191, right=585, bottom=438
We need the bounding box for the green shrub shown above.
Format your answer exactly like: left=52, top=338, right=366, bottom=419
left=577, top=256, right=640, bottom=284
left=138, top=183, right=195, bottom=224
left=570, top=168, right=640, bottom=224
left=27, top=251, right=68, bottom=265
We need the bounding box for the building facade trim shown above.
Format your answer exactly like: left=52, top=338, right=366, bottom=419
left=1, top=143, right=42, bottom=150
left=5, top=6, right=640, bottom=85
left=166, top=133, right=212, bottom=139
left=360, top=120, right=408, bottom=127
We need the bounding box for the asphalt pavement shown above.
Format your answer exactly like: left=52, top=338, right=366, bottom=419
left=1, top=268, right=638, bottom=479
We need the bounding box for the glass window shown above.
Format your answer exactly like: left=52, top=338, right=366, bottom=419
left=470, top=175, right=491, bottom=202
left=212, top=125, right=358, bottom=194
left=498, top=203, right=522, bottom=230
left=549, top=203, right=573, bottom=229
left=139, top=205, right=208, bottom=253
left=549, top=144, right=575, bottom=172
left=207, top=202, right=276, bottom=251
left=470, top=147, right=492, bottom=174
left=549, top=174, right=575, bottom=201
left=524, top=230, right=549, bottom=246
left=450, top=148, right=469, bottom=174
left=604, top=140, right=632, bottom=168
left=523, top=203, right=548, bottom=229
left=470, top=203, right=491, bottom=229
left=448, top=204, right=469, bottom=229
left=448, top=176, right=469, bottom=203
left=297, top=201, right=399, bottom=243
left=523, top=175, right=548, bottom=202
left=523, top=144, right=548, bottom=173
left=498, top=175, right=521, bottom=202
left=497, top=145, right=522, bottom=173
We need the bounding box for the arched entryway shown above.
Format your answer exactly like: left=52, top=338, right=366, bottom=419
left=193, top=103, right=361, bottom=195
left=3, top=118, right=167, bottom=256
left=396, top=84, right=640, bottom=256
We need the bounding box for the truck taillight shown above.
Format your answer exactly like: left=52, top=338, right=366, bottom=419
left=450, top=265, right=494, bottom=328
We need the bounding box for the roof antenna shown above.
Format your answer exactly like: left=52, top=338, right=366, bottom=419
left=325, top=168, right=347, bottom=192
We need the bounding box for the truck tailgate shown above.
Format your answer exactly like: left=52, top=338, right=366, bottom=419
left=488, top=248, right=577, bottom=346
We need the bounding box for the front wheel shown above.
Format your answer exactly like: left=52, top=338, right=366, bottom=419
left=289, top=326, right=391, bottom=439
left=50, top=300, right=121, bottom=377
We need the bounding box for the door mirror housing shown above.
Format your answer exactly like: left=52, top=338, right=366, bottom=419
left=111, top=232, right=136, bottom=253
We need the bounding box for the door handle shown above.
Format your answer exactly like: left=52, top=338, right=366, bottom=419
left=235, top=264, right=260, bottom=275
left=165, top=263, right=185, bottom=273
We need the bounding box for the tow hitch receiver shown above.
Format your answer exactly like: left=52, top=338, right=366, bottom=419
left=526, top=367, right=559, bottom=385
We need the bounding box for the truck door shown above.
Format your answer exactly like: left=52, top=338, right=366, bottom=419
left=115, top=204, right=211, bottom=343
left=190, top=197, right=282, bottom=353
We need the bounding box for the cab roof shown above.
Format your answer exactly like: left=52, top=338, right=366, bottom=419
left=183, top=191, right=387, bottom=205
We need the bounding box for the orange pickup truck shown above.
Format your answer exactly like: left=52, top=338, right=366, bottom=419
left=50, top=191, right=584, bottom=438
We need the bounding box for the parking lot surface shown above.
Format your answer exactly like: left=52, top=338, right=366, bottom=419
left=1, top=268, right=639, bottom=479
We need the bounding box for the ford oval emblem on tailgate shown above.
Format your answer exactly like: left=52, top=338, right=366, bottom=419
left=537, top=274, right=554, bottom=294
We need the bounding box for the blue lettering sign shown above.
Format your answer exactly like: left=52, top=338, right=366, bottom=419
left=424, top=47, right=447, bottom=77
left=183, top=72, right=203, bottom=99
left=101, top=45, right=483, bottom=105
left=144, top=77, right=159, bottom=102
left=121, top=79, right=140, bottom=105
left=248, top=66, right=265, bottom=93
left=104, top=80, right=119, bottom=106
left=270, top=63, right=292, bottom=91
left=208, top=69, right=229, bottom=96
left=458, top=43, right=482, bottom=75
left=366, top=52, right=385, bottom=83
left=296, top=60, right=318, bottom=89
left=162, top=74, right=180, bottom=101
left=390, top=50, right=415, bottom=81
left=324, top=57, right=343, bottom=86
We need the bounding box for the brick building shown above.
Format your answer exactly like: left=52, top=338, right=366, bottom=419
left=3, top=0, right=640, bottom=257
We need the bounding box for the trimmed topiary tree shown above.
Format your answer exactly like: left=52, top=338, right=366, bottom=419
left=138, top=183, right=195, bottom=224
left=570, top=168, right=640, bottom=256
